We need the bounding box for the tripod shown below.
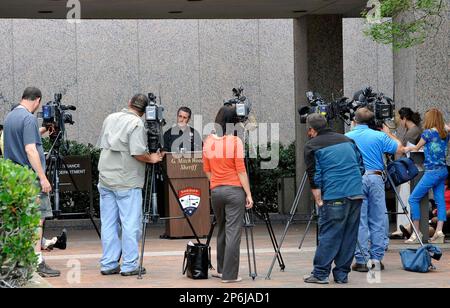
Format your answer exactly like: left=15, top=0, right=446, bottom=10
left=265, top=171, right=309, bottom=279
left=45, top=131, right=101, bottom=238
left=138, top=160, right=202, bottom=279
left=265, top=171, right=374, bottom=280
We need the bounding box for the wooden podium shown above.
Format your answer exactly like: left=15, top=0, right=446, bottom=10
left=164, top=152, right=210, bottom=238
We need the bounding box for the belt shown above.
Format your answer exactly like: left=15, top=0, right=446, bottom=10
left=365, top=171, right=384, bottom=176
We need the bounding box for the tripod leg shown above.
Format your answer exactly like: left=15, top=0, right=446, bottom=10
left=250, top=224, right=258, bottom=279
left=138, top=215, right=149, bottom=280
left=138, top=165, right=154, bottom=279
left=88, top=209, right=101, bottom=239
left=265, top=171, right=307, bottom=280
left=264, top=212, right=285, bottom=271
left=298, top=209, right=316, bottom=250
left=61, top=158, right=80, bottom=192
left=244, top=210, right=257, bottom=280
left=387, top=174, right=424, bottom=247
left=245, top=226, right=252, bottom=278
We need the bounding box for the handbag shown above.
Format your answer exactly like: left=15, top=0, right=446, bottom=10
left=399, top=244, right=442, bottom=273
left=386, top=157, right=419, bottom=190
left=182, top=243, right=211, bottom=279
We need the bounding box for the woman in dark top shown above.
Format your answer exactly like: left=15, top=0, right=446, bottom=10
left=398, top=107, right=422, bottom=146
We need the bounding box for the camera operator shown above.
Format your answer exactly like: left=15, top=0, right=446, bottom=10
left=302, top=114, right=365, bottom=284
left=2, top=87, right=60, bottom=278
left=203, top=105, right=253, bottom=283
left=163, top=107, right=202, bottom=153
left=346, top=107, right=406, bottom=272
left=97, top=94, right=162, bottom=276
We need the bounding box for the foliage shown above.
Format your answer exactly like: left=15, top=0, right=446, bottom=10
left=248, top=143, right=296, bottom=213
left=363, top=0, right=446, bottom=49
left=0, top=159, right=40, bottom=288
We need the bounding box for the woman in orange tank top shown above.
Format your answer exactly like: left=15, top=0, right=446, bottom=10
left=203, top=105, right=253, bottom=283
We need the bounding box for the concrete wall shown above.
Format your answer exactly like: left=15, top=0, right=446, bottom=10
left=294, top=15, right=344, bottom=213
left=0, top=19, right=295, bottom=145
left=343, top=18, right=394, bottom=101
left=393, top=4, right=450, bottom=118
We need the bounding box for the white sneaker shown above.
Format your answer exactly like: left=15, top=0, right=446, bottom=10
left=367, top=259, right=382, bottom=271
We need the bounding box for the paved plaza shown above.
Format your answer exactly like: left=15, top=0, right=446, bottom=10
left=39, top=223, right=450, bottom=288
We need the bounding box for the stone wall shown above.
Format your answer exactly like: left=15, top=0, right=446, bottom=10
left=0, top=19, right=295, bottom=145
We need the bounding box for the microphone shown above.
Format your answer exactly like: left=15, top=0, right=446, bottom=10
left=62, top=105, right=77, bottom=111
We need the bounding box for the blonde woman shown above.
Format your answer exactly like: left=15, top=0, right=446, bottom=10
left=405, top=108, right=449, bottom=244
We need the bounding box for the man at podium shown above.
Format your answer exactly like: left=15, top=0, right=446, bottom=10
left=163, top=107, right=202, bottom=153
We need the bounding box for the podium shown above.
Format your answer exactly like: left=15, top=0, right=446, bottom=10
left=163, top=152, right=210, bottom=238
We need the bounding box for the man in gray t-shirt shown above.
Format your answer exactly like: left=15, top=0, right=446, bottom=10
left=4, top=106, right=46, bottom=170
left=3, top=87, right=60, bottom=278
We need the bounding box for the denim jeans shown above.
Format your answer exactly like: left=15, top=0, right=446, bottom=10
left=409, top=168, right=448, bottom=222
left=312, top=198, right=362, bottom=282
left=355, top=174, right=387, bottom=264
left=99, top=185, right=143, bottom=273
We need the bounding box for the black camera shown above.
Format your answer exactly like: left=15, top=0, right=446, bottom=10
left=224, top=87, right=252, bottom=121
left=298, top=87, right=395, bottom=129
left=41, top=93, right=76, bottom=141
left=145, top=93, right=166, bottom=153
left=298, top=91, right=337, bottom=123
left=350, top=87, right=395, bottom=129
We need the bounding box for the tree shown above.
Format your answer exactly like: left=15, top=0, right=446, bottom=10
left=363, top=0, right=447, bottom=49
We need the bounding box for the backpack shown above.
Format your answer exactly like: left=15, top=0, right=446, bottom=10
left=385, top=157, right=419, bottom=190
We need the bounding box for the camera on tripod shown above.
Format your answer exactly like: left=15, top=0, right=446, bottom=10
left=351, top=87, right=395, bottom=129
left=224, top=87, right=252, bottom=121
left=41, top=93, right=76, bottom=141
left=298, top=91, right=337, bottom=123
left=145, top=93, right=166, bottom=153
left=298, top=87, right=395, bottom=129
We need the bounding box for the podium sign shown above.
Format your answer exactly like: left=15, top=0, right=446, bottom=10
left=164, top=153, right=210, bottom=238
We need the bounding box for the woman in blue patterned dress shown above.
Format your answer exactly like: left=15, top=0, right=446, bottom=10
left=405, top=108, right=449, bottom=244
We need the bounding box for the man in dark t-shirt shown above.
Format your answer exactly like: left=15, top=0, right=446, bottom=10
left=3, top=87, right=60, bottom=278
left=163, top=106, right=202, bottom=153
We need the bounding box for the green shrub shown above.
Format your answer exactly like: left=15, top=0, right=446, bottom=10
left=248, top=142, right=296, bottom=212
left=0, top=159, right=41, bottom=288
left=42, top=138, right=101, bottom=215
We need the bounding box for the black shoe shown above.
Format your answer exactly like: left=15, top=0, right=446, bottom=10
left=334, top=279, right=348, bottom=284
left=53, top=229, right=67, bottom=250
left=400, top=225, right=411, bottom=239
left=101, top=266, right=121, bottom=276
left=121, top=267, right=146, bottom=276
left=389, top=233, right=403, bottom=240
left=37, top=262, right=61, bottom=278
left=351, top=263, right=369, bottom=272
left=303, top=274, right=329, bottom=284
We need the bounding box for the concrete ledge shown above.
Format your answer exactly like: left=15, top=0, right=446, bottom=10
left=24, top=273, right=53, bottom=289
